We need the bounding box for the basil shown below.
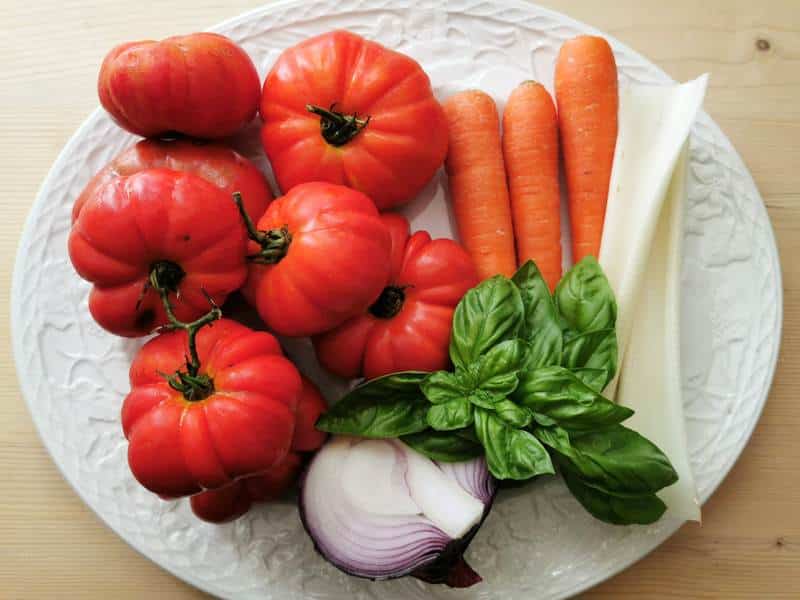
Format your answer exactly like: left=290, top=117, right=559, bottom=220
left=570, top=368, right=609, bottom=393
left=514, top=366, right=633, bottom=430
left=401, top=430, right=484, bottom=462
left=426, top=398, right=474, bottom=431
left=513, top=261, right=563, bottom=369
left=561, top=468, right=667, bottom=525
left=473, top=338, right=527, bottom=395
left=315, top=372, right=429, bottom=437
left=561, top=328, right=618, bottom=389
left=450, top=276, right=524, bottom=368
left=555, top=257, right=617, bottom=334
left=494, top=399, right=533, bottom=428
left=534, top=425, right=678, bottom=496
left=421, top=371, right=466, bottom=404
left=474, top=409, right=554, bottom=480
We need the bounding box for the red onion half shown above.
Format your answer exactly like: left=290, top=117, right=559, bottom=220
left=299, top=436, right=496, bottom=588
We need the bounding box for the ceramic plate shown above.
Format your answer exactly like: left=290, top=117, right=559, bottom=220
left=11, top=1, right=781, bottom=598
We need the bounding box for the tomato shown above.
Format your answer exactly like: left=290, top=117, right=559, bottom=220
left=72, top=139, right=272, bottom=223
left=68, top=169, right=247, bottom=337
left=189, top=375, right=327, bottom=523
left=98, top=33, right=260, bottom=139
left=260, top=30, right=448, bottom=210
left=313, top=214, right=478, bottom=379
left=291, top=376, right=328, bottom=452
left=122, top=318, right=302, bottom=497
left=242, top=182, right=392, bottom=337
left=190, top=453, right=302, bottom=523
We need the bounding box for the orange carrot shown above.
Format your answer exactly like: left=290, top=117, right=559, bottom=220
left=443, top=90, right=516, bottom=279
left=554, top=35, right=618, bottom=262
left=502, top=81, right=562, bottom=291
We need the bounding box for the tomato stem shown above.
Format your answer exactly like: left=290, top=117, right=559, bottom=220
left=233, top=192, right=292, bottom=264
left=306, top=103, right=370, bottom=146
left=150, top=265, right=221, bottom=401
left=368, top=285, right=407, bottom=319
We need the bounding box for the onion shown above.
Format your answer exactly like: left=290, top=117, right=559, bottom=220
left=299, top=436, right=496, bottom=587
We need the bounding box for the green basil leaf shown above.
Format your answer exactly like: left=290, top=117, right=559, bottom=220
left=467, top=389, right=504, bottom=409
left=555, top=257, right=617, bottom=334
left=450, top=276, right=524, bottom=369
left=316, top=371, right=429, bottom=437
left=561, top=468, right=667, bottom=525
left=494, top=399, right=533, bottom=428
left=514, top=366, right=633, bottom=430
left=532, top=412, right=557, bottom=427
left=474, top=339, right=528, bottom=395
left=427, top=398, right=474, bottom=431
left=535, top=424, right=678, bottom=496
left=456, top=428, right=480, bottom=443
left=474, top=409, right=554, bottom=480
left=401, top=430, right=484, bottom=462
left=421, top=370, right=466, bottom=405
left=570, top=367, right=609, bottom=393
left=512, top=260, right=563, bottom=368
left=562, top=328, right=618, bottom=389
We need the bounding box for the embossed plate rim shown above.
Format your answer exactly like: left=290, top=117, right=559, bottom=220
left=11, top=0, right=782, bottom=598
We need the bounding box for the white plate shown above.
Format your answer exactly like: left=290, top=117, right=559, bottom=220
left=11, top=1, right=782, bottom=598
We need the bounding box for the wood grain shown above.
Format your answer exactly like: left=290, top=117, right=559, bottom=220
left=0, top=1, right=797, bottom=598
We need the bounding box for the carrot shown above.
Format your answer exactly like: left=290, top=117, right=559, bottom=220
left=502, top=81, right=562, bottom=291
left=554, top=35, right=618, bottom=262
left=443, top=90, right=516, bottom=279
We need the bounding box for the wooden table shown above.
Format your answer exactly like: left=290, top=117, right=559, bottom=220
left=1, top=1, right=797, bottom=597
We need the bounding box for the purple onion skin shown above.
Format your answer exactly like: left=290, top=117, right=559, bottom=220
left=298, top=457, right=496, bottom=589
left=410, top=500, right=494, bottom=588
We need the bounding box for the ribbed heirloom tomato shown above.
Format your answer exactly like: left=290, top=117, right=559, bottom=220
left=190, top=376, right=328, bottom=523
left=260, top=30, right=448, bottom=210
left=72, top=139, right=272, bottom=223
left=240, top=181, right=392, bottom=337
left=122, top=318, right=302, bottom=498
left=313, top=214, right=478, bottom=379
left=98, top=33, right=261, bottom=139
left=68, top=169, right=248, bottom=337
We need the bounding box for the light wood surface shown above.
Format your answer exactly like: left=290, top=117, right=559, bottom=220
left=1, top=1, right=797, bottom=598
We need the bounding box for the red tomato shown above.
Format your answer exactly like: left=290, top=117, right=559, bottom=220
left=72, top=139, right=272, bottom=223
left=260, top=30, right=448, bottom=210
left=122, top=319, right=302, bottom=497
left=242, top=182, right=392, bottom=337
left=189, top=375, right=326, bottom=523
left=98, top=33, right=260, bottom=139
left=313, top=214, right=478, bottom=379
left=291, top=376, right=328, bottom=453
left=68, top=169, right=247, bottom=337
left=190, top=453, right=302, bottom=523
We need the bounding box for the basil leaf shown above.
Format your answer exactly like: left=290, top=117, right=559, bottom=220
left=467, top=389, right=504, bottom=409
left=474, top=339, right=528, bottom=395
left=456, top=428, right=480, bottom=443
left=421, top=370, right=466, bottom=404
left=555, top=257, right=617, bottom=334
left=561, top=468, right=667, bottom=525
left=570, top=367, right=609, bottom=393
left=562, top=328, right=618, bottom=389
left=316, top=372, right=429, bottom=437
left=494, top=399, right=533, bottom=428
left=474, top=409, right=554, bottom=480
left=513, top=260, right=563, bottom=368
left=514, top=366, right=633, bottom=430
left=427, top=398, right=474, bottom=431
left=535, top=424, right=678, bottom=496
left=450, top=276, right=524, bottom=368
left=401, top=430, right=484, bottom=462
left=532, top=412, right=557, bottom=427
